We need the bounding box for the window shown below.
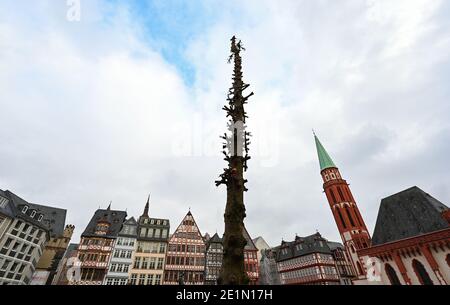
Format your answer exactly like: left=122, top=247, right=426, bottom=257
left=155, top=274, right=161, bottom=285
left=3, top=238, right=12, bottom=249
left=134, top=257, right=141, bottom=269
left=138, top=274, right=146, bottom=285
left=385, top=264, right=401, bottom=285
left=148, top=228, right=154, bottom=238
left=22, top=224, right=30, bottom=233
left=110, top=264, right=117, bottom=272
left=149, top=257, right=156, bottom=269
left=22, top=206, right=29, bottom=214
left=16, top=221, right=25, bottom=232
left=159, top=243, right=166, bottom=254
left=412, top=259, right=433, bottom=285
left=116, top=264, right=123, bottom=272
left=147, top=274, right=154, bottom=285
left=142, top=258, right=148, bottom=269
left=0, top=196, right=8, bottom=208
left=20, top=244, right=28, bottom=253
left=162, top=229, right=168, bottom=238
left=157, top=258, right=164, bottom=269
left=38, top=215, right=43, bottom=222
left=30, top=210, right=36, bottom=218
left=12, top=241, right=20, bottom=251
left=154, top=229, right=161, bottom=238
left=1, top=260, right=11, bottom=270
left=130, top=274, right=137, bottom=285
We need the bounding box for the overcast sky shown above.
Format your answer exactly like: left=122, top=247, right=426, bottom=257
left=1, top=0, right=450, bottom=247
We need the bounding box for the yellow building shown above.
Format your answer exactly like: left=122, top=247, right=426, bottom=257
left=129, top=197, right=170, bottom=285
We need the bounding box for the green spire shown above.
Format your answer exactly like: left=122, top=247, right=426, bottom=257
left=314, top=132, right=337, bottom=171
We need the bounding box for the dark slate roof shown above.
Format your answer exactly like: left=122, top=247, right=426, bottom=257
left=327, top=241, right=344, bottom=251
left=209, top=233, right=222, bottom=244
left=276, top=232, right=332, bottom=262
left=372, top=186, right=449, bottom=245
left=206, top=233, right=222, bottom=251
left=119, top=217, right=138, bottom=237
left=82, top=208, right=127, bottom=239
left=28, top=202, right=66, bottom=237
left=2, top=190, right=63, bottom=234
left=243, top=226, right=257, bottom=251
left=123, top=217, right=138, bottom=227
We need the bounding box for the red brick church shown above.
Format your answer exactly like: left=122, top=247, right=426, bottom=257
left=314, top=134, right=450, bottom=285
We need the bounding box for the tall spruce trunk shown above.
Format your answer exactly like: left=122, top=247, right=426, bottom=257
left=216, top=36, right=253, bottom=285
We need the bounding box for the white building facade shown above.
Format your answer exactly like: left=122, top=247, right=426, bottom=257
left=104, top=217, right=138, bottom=285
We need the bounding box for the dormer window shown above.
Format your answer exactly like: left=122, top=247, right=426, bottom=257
left=38, top=215, right=44, bottom=222
left=95, top=222, right=110, bottom=235
left=0, top=196, right=8, bottom=208
left=30, top=210, right=36, bottom=218
left=22, top=206, right=29, bottom=214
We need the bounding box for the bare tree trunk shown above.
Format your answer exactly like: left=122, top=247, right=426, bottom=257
left=216, top=36, right=253, bottom=285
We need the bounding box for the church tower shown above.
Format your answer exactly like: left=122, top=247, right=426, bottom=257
left=314, top=134, right=371, bottom=279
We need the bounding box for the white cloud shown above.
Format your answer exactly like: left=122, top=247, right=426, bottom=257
left=1, top=0, right=449, bottom=247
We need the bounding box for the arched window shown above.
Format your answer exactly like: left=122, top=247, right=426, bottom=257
left=356, top=261, right=364, bottom=276
left=385, top=264, right=402, bottom=285
left=345, top=206, right=355, bottom=227
left=337, top=208, right=347, bottom=229
left=412, top=259, right=434, bottom=285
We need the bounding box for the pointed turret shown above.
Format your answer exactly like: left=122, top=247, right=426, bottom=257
left=314, top=133, right=336, bottom=171
left=313, top=133, right=371, bottom=282
left=142, top=195, right=150, bottom=217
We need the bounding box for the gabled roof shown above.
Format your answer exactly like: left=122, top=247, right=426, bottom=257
left=209, top=232, right=222, bottom=244
left=82, top=208, right=127, bottom=239
left=124, top=217, right=138, bottom=226
left=252, top=236, right=270, bottom=250
left=314, top=134, right=337, bottom=171
left=28, top=202, right=67, bottom=237
left=243, top=226, right=257, bottom=251
left=2, top=190, right=65, bottom=235
left=372, top=186, right=449, bottom=245
left=169, top=210, right=205, bottom=244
